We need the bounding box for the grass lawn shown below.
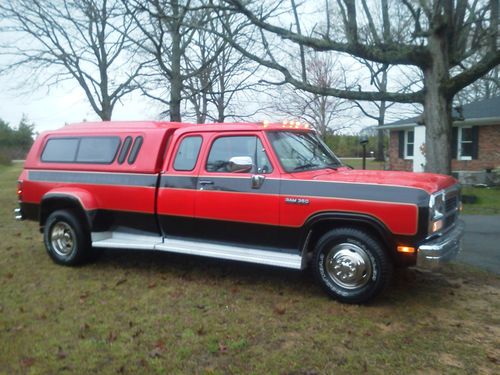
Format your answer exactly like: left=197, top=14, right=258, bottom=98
left=461, top=186, right=500, bottom=215
left=1, top=164, right=499, bottom=374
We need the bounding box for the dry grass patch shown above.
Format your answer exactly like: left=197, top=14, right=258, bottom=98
left=1, top=165, right=499, bottom=374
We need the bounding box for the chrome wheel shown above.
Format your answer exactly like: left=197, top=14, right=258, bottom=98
left=50, top=222, right=76, bottom=257
left=325, top=243, right=373, bottom=289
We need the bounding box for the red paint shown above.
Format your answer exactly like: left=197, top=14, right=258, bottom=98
left=19, top=121, right=458, bottom=240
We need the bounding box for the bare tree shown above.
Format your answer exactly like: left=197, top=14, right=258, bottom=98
left=273, top=53, right=356, bottom=138
left=0, top=0, right=146, bottom=121
left=124, top=0, right=229, bottom=122
left=456, top=65, right=500, bottom=104
left=215, top=0, right=500, bottom=174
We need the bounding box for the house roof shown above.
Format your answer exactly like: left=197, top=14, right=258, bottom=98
left=379, top=95, right=500, bottom=129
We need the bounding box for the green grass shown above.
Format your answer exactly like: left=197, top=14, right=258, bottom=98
left=462, top=186, right=500, bottom=215
left=340, top=158, right=385, bottom=170
left=1, top=164, right=499, bottom=374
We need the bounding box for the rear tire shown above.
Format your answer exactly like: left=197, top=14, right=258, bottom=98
left=312, top=227, right=393, bottom=304
left=44, top=210, right=91, bottom=266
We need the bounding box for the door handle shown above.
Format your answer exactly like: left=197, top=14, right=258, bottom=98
left=199, top=180, right=214, bottom=190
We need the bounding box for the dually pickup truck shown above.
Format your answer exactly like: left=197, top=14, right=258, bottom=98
left=15, top=121, right=464, bottom=303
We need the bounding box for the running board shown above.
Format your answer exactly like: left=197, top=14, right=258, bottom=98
left=91, top=232, right=302, bottom=270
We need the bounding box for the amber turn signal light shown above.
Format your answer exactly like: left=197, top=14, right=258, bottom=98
left=397, top=246, right=415, bottom=253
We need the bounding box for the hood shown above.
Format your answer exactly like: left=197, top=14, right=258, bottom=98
left=289, top=167, right=457, bottom=194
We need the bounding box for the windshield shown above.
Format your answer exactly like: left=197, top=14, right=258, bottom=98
left=267, top=131, right=342, bottom=172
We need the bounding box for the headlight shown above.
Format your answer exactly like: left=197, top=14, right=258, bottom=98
left=429, top=190, right=445, bottom=220
left=429, top=190, right=445, bottom=233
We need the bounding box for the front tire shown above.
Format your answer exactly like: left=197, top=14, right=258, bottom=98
left=44, top=210, right=91, bottom=266
left=313, top=228, right=393, bottom=304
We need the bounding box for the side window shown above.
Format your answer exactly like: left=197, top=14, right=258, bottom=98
left=128, top=136, right=143, bottom=164
left=117, top=136, right=133, bottom=164
left=76, top=137, right=121, bottom=163
left=206, top=136, right=273, bottom=174
left=41, top=136, right=120, bottom=163
left=405, top=130, right=414, bottom=159
left=173, top=136, right=202, bottom=171
left=458, top=126, right=473, bottom=160
left=41, top=138, right=79, bottom=162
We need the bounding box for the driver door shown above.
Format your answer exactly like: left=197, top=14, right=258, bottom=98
left=194, top=133, right=280, bottom=247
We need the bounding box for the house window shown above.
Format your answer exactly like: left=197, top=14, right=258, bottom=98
left=405, top=130, right=414, bottom=159
left=453, top=126, right=478, bottom=161
left=458, top=126, right=473, bottom=160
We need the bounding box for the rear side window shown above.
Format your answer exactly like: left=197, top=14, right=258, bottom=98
left=128, top=136, right=143, bottom=164
left=41, top=136, right=121, bottom=164
left=173, top=136, right=202, bottom=171
left=41, top=138, right=79, bottom=162
left=117, top=136, right=133, bottom=164
left=76, top=137, right=121, bottom=163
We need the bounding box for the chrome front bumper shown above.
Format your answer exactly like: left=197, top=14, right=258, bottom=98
left=417, top=220, right=465, bottom=269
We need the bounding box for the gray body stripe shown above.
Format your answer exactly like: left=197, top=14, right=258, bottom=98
left=281, top=180, right=429, bottom=205
left=160, top=176, right=198, bottom=189
left=161, top=175, right=429, bottom=205
left=29, top=171, right=157, bottom=187
left=28, top=171, right=429, bottom=206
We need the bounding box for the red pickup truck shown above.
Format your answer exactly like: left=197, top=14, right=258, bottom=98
left=15, top=121, right=464, bottom=303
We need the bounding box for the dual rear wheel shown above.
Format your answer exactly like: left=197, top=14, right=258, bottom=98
left=43, top=210, right=91, bottom=266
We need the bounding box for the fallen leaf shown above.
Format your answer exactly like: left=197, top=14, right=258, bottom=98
left=20, top=357, right=35, bottom=367
left=115, top=278, right=127, bottom=286
left=149, top=347, right=163, bottom=358
left=56, top=347, right=68, bottom=360
left=12, top=325, right=24, bottom=332
left=273, top=304, right=286, bottom=315
left=486, top=354, right=499, bottom=364
left=107, top=331, right=118, bottom=343
left=132, top=329, right=143, bottom=338
left=218, top=342, right=228, bottom=353
left=148, top=282, right=157, bottom=289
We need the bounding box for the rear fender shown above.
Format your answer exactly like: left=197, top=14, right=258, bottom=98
left=40, top=188, right=97, bottom=230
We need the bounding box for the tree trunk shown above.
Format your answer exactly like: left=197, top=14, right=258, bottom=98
left=375, top=100, right=386, bottom=162
left=99, top=105, right=112, bottom=121
left=170, top=33, right=182, bottom=122
left=423, top=30, right=452, bottom=175
left=169, top=1, right=182, bottom=122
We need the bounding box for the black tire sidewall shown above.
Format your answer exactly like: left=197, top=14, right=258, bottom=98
left=313, top=229, right=391, bottom=304
left=43, top=210, right=89, bottom=266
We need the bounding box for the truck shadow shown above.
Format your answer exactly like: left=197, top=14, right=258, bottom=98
left=90, top=248, right=470, bottom=306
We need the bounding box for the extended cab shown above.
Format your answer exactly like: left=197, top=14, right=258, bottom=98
left=15, top=121, right=465, bottom=303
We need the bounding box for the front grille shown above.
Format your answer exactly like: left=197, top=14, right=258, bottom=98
left=445, top=194, right=459, bottom=213
left=443, top=188, right=460, bottom=229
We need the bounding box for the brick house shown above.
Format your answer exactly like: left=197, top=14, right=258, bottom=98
left=380, top=96, right=500, bottom=183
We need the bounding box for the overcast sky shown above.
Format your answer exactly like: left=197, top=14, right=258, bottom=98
left=0, top=67, right=164, bottom=133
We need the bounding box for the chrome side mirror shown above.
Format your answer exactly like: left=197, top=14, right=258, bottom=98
left=228, top=156, right=253, bottom=173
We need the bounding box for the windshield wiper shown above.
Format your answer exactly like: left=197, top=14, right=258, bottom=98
left=293, top=163, right=319, bottom=171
